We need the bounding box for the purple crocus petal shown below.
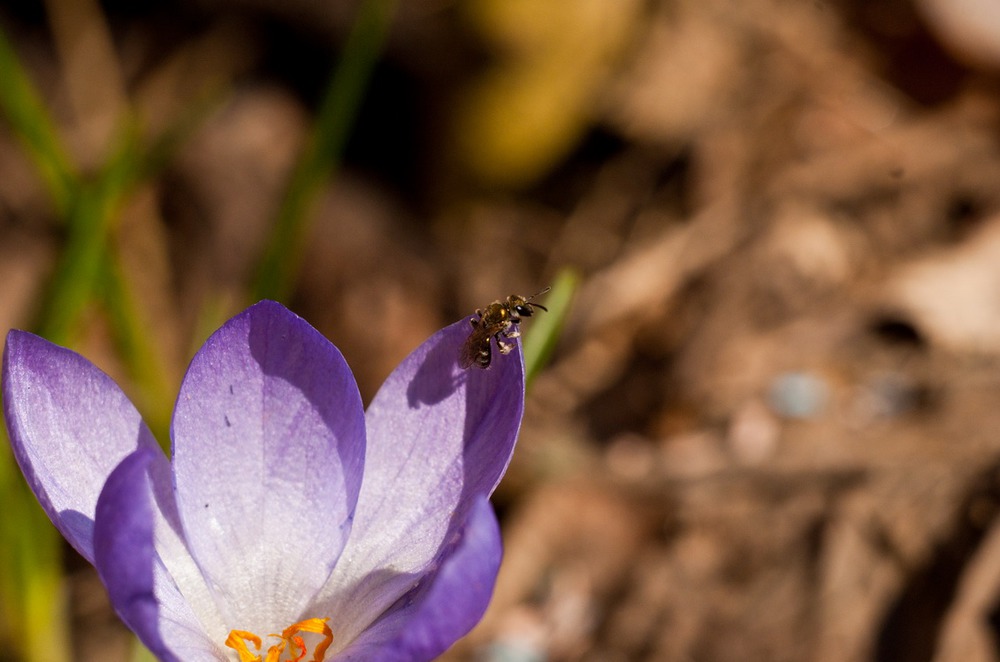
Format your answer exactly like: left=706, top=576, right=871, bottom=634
left=331, top=496, right=503, bottom=662
left=2, top=330, right=160, bottom=563
left=96, top=447, right=231, bottom=662
left=171, top=301, right=365, bottom=632
left=318, top=318, right=523, bottom=642
left=94, top=448, right=181, bottom=662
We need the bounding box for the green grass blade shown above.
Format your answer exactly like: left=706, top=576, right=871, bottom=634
left=0, top=26, right=76, bottom=215
left=252, top=0, right=397, bottom=302
left=523, top=268, right=579, bottom=387
left=0, top=29, right=79, bottom=662
left=131, top=641, right=158, bottom=662
left=99, top=253, right=174, bottom=445
left=35, top=123, right=144, bottom=343
left=0, top=429, right=70, bottom=662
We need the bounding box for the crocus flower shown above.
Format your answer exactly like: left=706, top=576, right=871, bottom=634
left=1, top=300, right=524, bottom=661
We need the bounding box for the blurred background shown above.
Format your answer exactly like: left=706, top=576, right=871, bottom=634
left=3, top=0, right=1000, bottom=660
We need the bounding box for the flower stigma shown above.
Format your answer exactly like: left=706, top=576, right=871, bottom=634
left=225, top=617, right=333, bottom=662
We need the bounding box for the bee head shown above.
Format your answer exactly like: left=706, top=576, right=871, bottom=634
left=508, top=294, right=547, bottom=318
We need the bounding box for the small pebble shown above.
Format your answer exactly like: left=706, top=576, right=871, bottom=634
left=768, top=371, right=829, bottom=419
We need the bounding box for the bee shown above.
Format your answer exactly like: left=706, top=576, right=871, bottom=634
left=460, top=289, right=549, bottom=369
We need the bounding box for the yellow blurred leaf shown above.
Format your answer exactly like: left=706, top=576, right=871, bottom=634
left=455, top=0, right=641, bottom=188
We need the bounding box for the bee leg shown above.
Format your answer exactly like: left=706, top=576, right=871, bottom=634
left=496, top=339, right=516, bottom=355
left=469, top=318, right=479, bottom=329
left=501, top=328, right=521, bottom=340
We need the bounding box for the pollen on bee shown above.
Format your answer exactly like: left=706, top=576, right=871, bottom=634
left=460, top=289, right=549, bottom=370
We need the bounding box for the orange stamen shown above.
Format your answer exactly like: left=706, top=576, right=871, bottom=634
left=225, top=618, right=333, bottom=662
left=225, top=630, right=264, bottom=662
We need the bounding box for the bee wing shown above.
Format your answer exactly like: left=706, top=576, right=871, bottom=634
left=460, top=331, right=493, bottom=369
left=459, top=345, right=478, bottom=369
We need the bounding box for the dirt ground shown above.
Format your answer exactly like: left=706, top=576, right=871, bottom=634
left=5, top=0, right=1000, bottom=660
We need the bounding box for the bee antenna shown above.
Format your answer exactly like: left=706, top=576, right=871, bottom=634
left=528, top=286, right=551, bottom=301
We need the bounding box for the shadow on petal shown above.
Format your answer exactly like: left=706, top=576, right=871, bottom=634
left=405, top=332, right=466, bottom=408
